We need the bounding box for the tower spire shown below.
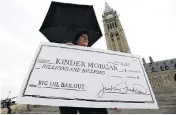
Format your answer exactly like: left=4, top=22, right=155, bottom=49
left=104, top=1, right=112, bottom=13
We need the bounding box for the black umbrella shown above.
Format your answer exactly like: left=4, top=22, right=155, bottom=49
left=39, top=1, right=102, bottom=47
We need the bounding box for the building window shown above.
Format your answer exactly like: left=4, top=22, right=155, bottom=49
left=174, top=74, right=176, bottom=81
left=116, top=33, right=119, bottom=37
left=115, top=22, right=117, bottom=27
left=175, top=63, right=176, bottom=69
left=171, top=61, right=173, bottom=63
left=160, top=66, right=164, bottom=71
left=152, top=67, right=155, bottom=72
left=107, top=24, right=110, bottom=30
left=112, top=23, right=115, bottom=28
left=156, top=63, right=158, bottom=66
left=110, top=23, right=112, bottom=29
left=165, top=66, right=169, bottom=70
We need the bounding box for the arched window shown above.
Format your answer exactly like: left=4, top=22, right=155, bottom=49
left=152, top=67, right=155, bottom=72
left=165, top=65, right=169, bottom=70
left=115, top=22, right=117, bottom=27
left=107, top=24, right=110, bottom=30
left=160, top=66, right=164, bottom=71
left=116, top=33, right=119, bottom=37
left=111, top=23, right=113, bottom=29
left=114, top=22, right=116, bottom=28
left=112, top=23, right=115, bottom=28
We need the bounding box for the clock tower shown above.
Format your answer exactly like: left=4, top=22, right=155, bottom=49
left=102, top=2, right=131, bottom=53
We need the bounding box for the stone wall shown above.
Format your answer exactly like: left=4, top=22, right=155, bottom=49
left=108, top=87, right=176, bottom=114
left=148, top=69, right=176, bottom=88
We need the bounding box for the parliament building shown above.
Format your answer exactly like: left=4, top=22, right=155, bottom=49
left=103, top=2, right=176, bottom=114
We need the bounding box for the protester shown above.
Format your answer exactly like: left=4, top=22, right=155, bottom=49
left=59, top=31, right=108, bottom=114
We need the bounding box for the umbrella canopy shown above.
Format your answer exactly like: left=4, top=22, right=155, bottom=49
left=39, top=1, right=102, bottom=47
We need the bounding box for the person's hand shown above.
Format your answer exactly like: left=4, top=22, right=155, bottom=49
left=65, top=42, right=74, bottom=46
left=111, top=107, right=120, bottom=111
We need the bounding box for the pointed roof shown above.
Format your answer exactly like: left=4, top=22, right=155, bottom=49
left=104, top=1, right=112, bottom=13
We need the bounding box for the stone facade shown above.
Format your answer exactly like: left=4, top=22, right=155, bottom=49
left=148, top=69, right=176, bottom=88
left=143, top=57, right=176, bottom=89
left=102, top=2, right=131, bottom=53
left=102, top=1, right=176, bottom=90
left=102, top=2, right=176, bottom=114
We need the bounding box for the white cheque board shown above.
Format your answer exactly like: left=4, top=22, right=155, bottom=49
left=17, top=42, right=158, bottom=109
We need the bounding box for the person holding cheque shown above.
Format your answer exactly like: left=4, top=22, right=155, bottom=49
left=59, top=31, right=120, bottom=114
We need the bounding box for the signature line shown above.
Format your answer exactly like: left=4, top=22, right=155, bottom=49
left=126, top=76, right=136, bottom=79
left=110, top=76, right=123, bottom=78
left=105, top=92, right=151, bottom=95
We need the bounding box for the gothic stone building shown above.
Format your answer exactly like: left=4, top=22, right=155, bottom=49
left=103, top=2, right=176, bottom=114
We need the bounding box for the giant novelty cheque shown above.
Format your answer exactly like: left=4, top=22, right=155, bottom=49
left=17, top=42, right=158, bottom=109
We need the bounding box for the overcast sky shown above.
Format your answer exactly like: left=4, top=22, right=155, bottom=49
left=0, top=0, right=176, bottom=99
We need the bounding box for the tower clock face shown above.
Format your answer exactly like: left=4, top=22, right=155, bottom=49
left=106, top=14, right=113, bottom=19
